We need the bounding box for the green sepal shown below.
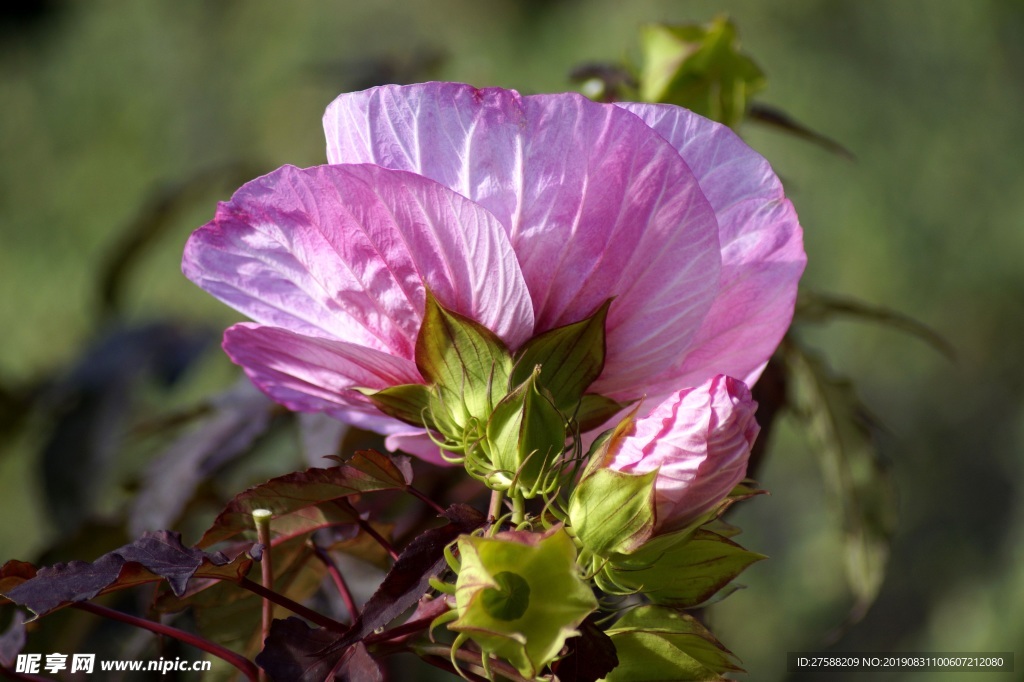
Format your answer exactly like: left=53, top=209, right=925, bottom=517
left=485, top=367, right=566, bottom=497
left=355, top=383, right=433, bottom=427
left=569, top=466, right=657, bottom=557
left=605, top=529, right=765, bottom=608
left=415, top=290, right=513, bottom=430
left=510, top=299, right=611, bottom=413
left=639, top=17, right=765, bottom=128
left=574, top=393, right=628, bottom=433
left=451, top=527, right=598, bottom=679
left=602, top=605, right=742, bottom=681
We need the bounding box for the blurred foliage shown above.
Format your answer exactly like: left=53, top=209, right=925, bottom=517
left=0, top=2, right=1022, bottom=681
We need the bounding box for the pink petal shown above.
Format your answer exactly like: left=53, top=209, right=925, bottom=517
left=324, top=83, right=722, bottom=398
left=616, top=103, right=806, bottom=390
left=223, top=322, right=422, bottom=421
left=183, top=163, right=534, bottom=357
left=611, top=375, right=758, bottom=534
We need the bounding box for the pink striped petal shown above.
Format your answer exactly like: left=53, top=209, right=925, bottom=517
left=610, top=375, right=758, bottom=534
left=223, top=323, right=422, bottom=421
left=183, top=163, right=534, bottom=358
left=324, top=83, right=722, bottom=398
left=616, top=103, right=806, bottom=390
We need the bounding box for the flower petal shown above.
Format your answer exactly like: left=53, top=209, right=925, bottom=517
left=324, top=83, right=722, bottom=398
left=183, top=163, right=534, bottom=357
left=611, top=375, right=758, bottom=534
left=616, top=103, right=806, bottom=389
left=223, top=322, right=421, bottom=419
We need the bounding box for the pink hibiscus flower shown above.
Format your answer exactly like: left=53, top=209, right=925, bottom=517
left=183, top=82, right=804, bottom=463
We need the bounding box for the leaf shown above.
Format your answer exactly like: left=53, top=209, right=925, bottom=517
left=550, top=614, right=618, bottom=682
left=486, top=368, right=566, bottom=497
left=415, top=290, right=513, bottom=428
left=331, top=504, right=485, bottom=650
left=606, top=529, right=765, bottom=608
left=0, top=611, right=27, bottom=667
left=574, top=393, right=627, bottom=433
left=639, top=17, right=765, bottom=128
left=39, top=322, right=208, bottom=535
left=510, top=299, right=610, bottom=413
left=795, top=289, right=955, bottom=360
left=2, top=531, right=254, bottom=618
left=130, top=378, right=278, bottom=536
left=255, top=617, right=346, bottom=682
left=358, top=382, right=433, bottom=428
left=0, top=561, right=36, bottom=605
left=198, top=450, right=411, bottom=547
left=569, top=467, right=657, bottom=556
left=748, top=103, right=855, bottom=160
left=785, top=341, right=897, bottom=622
left=605, top=605, right=740, bottom=681
left=157, top=535, right=326, bottom=656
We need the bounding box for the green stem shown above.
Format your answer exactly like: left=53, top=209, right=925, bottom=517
left=488, top=489, right=505, bottom=521
left=73, top=602, right=259, bottom=681
left=252, top=508, right=273, bottom=678
left=511, top=493, right=526, bottom=526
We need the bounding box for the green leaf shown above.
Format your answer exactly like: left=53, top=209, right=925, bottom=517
left=486, top=368, right=567, bottom=497
left=511, top=299, right=610, bottom=413
left=356, top=382, right=433, bottom=427
left=603, top=605, right=741, bottom=681
left=569, top=467, right=657, bottom=556
left=785, top=341, right=897, bottom=621
left=606, top=529, right=765, bottom=608
left=639, top=17, right=765, bottom=128
left=415, top=290, right=512, bottom=430
left=198, top=450, right=412, bottom=547
left=574, top=393, right=628, bottom=432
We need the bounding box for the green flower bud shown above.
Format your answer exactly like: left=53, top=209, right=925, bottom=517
left=450, top=526, right=598, bottom=678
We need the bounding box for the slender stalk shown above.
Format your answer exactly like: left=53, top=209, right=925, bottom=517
left=355, top=517, right=399, bottom=561
left=236, top=578, right=347, bottom=634
left=406, top=484, right=447, bottom=515
left=488, top=489, right=505, bottom=521
left=311, top=542, right=359, bottom=622
left=417, top=644, right=532, bottom=682
left=72, top=602, right=259, bottom=682
left=252, top=509, right=274, bottom=673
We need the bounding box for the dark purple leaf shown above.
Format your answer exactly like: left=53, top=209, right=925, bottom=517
left=40, top=322, right=208, bottom=535
left=3, top=531, right=253, bottom=617
left=0, top=561, right=36, bottom=604
left=334, top=504, right=485, bottom=649
left=0, top=611, right=27, bottom=667
left=255, top=617, right=345, bottom=682
left=337, top=642, right=382, bottom=682
left=551, top=614, right=619, bottom=682
left=130, top=379, right=278, bottom=535
left=199, top=450, right=412, bottom=547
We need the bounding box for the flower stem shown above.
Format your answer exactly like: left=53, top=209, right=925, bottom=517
left=72, top=602, right=259, bottom=681
left=488, top=489, right=505, bottom=521
left=252, top=508, right=273, bottom=678
left=236, top=577, right=347, bottom=634
left=511, top=493, right=526, bottom=526
left=311, top=542, right=359, bottom=622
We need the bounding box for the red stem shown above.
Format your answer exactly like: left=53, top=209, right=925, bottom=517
left=355, top=517, right=399, bottom=562
left=406, top=485, right=447, bottom=515
left=72, top=602, right=259, bottom=681
left=236, top=577, right=347, bottom=634
left=311, top=543, right=360, bottom=621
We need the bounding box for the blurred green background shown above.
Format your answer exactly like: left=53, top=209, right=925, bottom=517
left=1, top=1, right=1021, bottom=680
